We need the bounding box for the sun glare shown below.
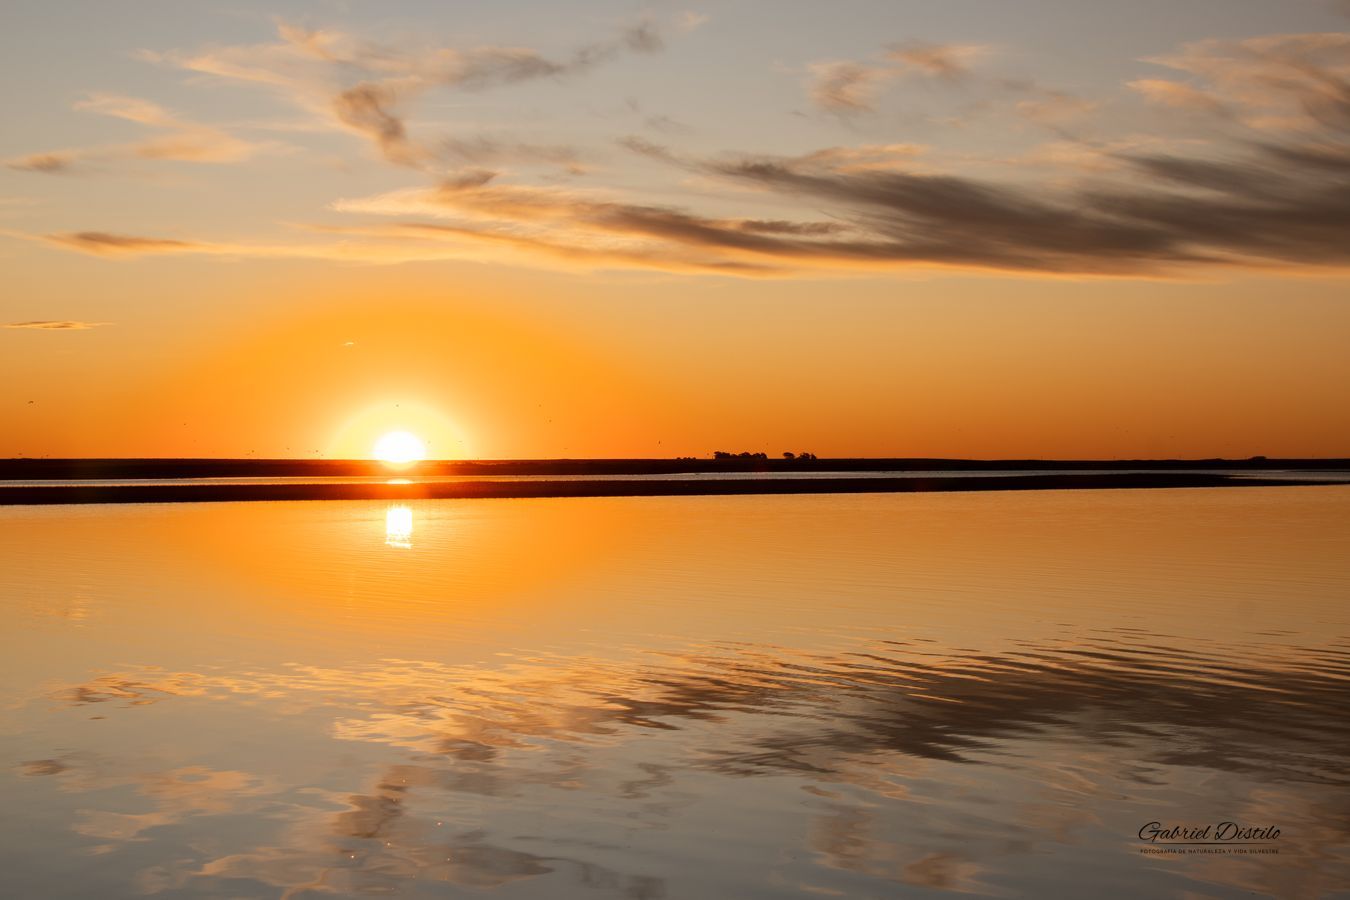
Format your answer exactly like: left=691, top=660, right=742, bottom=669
left=385, top=504, right=413, bottom=549
left=373, top=431, right=427, bottom=465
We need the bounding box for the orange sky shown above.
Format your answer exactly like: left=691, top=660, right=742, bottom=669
left=6, top=261, right=1349, bottom=459
left=3, top=2, right=1348, bottom=459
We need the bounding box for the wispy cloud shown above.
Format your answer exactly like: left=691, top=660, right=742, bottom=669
left=146, top=19, right=670, bottom=172
left=1138, top=32, right=1350, bottom=131
left=9, top=222, right=767, bottom=274
left=807, top=61, right=895, bottom=113
left=11, top=19, right=671, bottom=178
left=78, top=94, right=261, bottom=163
left=331, top=83, right=425, bottom=168
left=41, top=232, right=205, bottom=255
left=439, top=136, right=587, bottom=173
left=1015, top=91, right=1099, bottom=127
left=1128, top=78, right=1231, bottom=116
left=805, top=40, right=991, bottom=113
left=886, top=41, right=987, bottom=81
left=6, top=93, right=268, bottom=174
left=791, top=143, right=929, bottom=173
left=5, top=320, right=110, bottom=330
left=7, top=152, right=79, bottom=174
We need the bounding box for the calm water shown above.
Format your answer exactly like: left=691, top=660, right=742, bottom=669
left=2, top=488, right=1348, bottom=899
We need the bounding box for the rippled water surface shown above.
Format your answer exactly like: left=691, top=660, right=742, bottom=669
left=2, top=488, right=1348, bottom=899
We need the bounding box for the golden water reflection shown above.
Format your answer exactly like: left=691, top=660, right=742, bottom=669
left=2, top=488, right=1349, bottom=898
left=385, top=504, right=413, bottom=549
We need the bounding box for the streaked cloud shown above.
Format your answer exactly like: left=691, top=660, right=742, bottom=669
left=317, top=123, right=1350, bottom=276
left=80, top=94, right=261, bottom=163
left=1015, top=91, right=1100, bottom=127
left=7, top=152, right=79, bottom=174
left=1128, top=78, right=1231, bottom=115
left=5, top=320, right=111, bottom=330
left=1140, top=32, right=1350, bottom=130
left=700, top=141, right=1349, bottom=273
left=6, top=93, right=267, bottom=174
left=806, top=41, right=989, bottom=113
left=41, top=232, right=205, bottom=255
left=438, top=136, right=587, bottom=173
left=807, top=61, right=894, bottom=113
left=147, top=19, right=671, bottom=172
left=331, top=83, right=425, bottom=168
left=792, top=143, right=929, bottom=173
left=8, top=220, right=774, bottom=275
left=886, top=41, right=988, bottom=81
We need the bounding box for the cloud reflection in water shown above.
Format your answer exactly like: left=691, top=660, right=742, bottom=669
left=24, top=632, right=1350, bottom=899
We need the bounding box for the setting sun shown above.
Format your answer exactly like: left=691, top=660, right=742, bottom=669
left=373, top=431, right=426, bottom=465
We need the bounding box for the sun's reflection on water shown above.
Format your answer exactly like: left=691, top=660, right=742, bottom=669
left=385, top=505, right=413, bottom=549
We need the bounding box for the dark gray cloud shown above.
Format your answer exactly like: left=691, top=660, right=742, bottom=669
left=608, top=130, right=1347, bottom=273
left=693, top=141, right=1350, bottom=272
left=706, top=159, right=1187, bottom=271
left=584, top=203, right=841, bottom=254
left=330, top=118, right=1350, bottom=276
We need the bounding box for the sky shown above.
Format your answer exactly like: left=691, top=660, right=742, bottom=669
left=2, top=0, right=1348, bottom=460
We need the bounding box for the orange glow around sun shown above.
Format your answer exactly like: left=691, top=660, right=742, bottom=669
left=326, top=400, right=469, bottom=461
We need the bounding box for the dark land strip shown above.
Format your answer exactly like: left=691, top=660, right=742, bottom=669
left=2, top=457, right=1348, bottom=481
left=0, top=472, right=1339, bottom=506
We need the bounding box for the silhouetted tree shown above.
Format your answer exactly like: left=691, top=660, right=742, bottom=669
left=713, top=450, right=770, bottom=460
left=783, top=452, right=796, bottom=460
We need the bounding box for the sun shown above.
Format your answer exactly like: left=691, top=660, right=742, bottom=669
left=373, top=431, right=427, bottom=466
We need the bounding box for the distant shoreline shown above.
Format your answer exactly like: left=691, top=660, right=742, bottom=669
left=1, top=456, right=1347, bottom=481
left=0, top=473, right=1341, bottom=506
